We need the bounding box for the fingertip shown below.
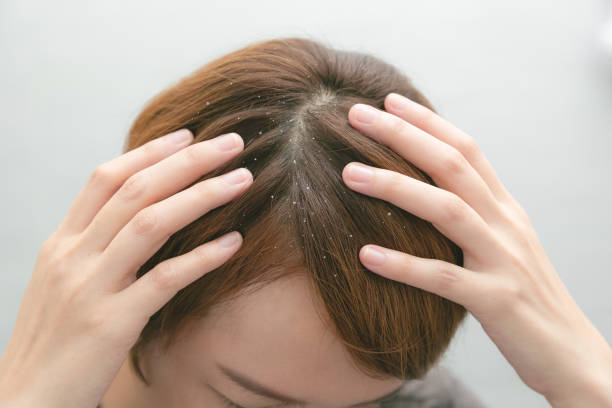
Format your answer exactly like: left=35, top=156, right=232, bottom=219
left=385, top=93, right=411, bottom=113
left=342, top=162, right=359, bottom=181
left=166, top=128, right=194, bottom=145
left=217, top=231, right=242, bottom=248
left=230, top=132, right=244, bottom=150
left=361, top=245, right=387, bottom=267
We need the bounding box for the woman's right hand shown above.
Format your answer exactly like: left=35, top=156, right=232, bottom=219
left=0, top=129, right=252, bottom=408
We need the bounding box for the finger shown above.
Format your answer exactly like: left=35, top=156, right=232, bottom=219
left=348, top=103, right=502, bottom=224
left=98, top=167, right=252, bottom=289
left=383, top=93, right=513, bottom=204
left=81, top=132, right=244, bottom=252
left=56, top=129, right=194, bottom=237
left=359, top=244, right=485, bottom=310
left=115, top=231, right=243, bottom=320
left=343, top=163, right=505, bottom=265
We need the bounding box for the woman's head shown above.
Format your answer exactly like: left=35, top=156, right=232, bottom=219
left=123, top=37, right=466, bottom=406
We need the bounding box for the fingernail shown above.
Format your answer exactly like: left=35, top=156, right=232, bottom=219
left=352, top=104, right=378, bottom=124
left=220, top=168, right=250, bottom=185
left=362, top=246, right=387, bottom=266
left=218, top=231, right=241, bottom=247
left=347, top=163, right=373, bottom=183
left=387, top=93, right=409, bottom=111
left=214, top=133, right=241, bottom=151
left=167, top=129, right=193, bottom=145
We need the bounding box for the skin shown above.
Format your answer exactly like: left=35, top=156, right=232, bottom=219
left=101, top=273, right=403, bottom=408
left=0, top=92, right=611, bottom=408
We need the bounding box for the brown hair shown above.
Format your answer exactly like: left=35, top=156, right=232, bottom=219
left=124, top=36, right=466, bottom=385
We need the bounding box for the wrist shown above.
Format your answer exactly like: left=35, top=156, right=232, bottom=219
left=545, top=347, right=612, bottom=408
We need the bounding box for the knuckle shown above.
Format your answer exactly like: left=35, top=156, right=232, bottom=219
left=83, top=308, right=108, bottom=330
left=433, top=261, right=460, bottom=294
left=492, top=279, right=521, bottom=312
left=42, top=236, right=80, bottom=272
left=89, top=164, right=117, bottom=187
left=383, top=171, right=405, bottom=197
left=150, top=261, right=178, bottom=291
left=193, top=243, right=212, bottom=262
left=435, top=148, right=466, bottom=176
left=183, top=143, right=202, bottom=164
left=196, top=179, right=228, bottom=208
left=506, top=249, right=530, bottom=273
left=39, top=236, right=59, bottom=258
left=494, top=203, right=533, bottom=246
left=457, top=136, right=481, bottom=162
left=196, top=177, right=223, bottom=197
left=411, top=104, right=436, bottom=129
left=439, top=192, right=467, bottom=223
left=140, top=140, right=157, bottom=157
left=44, top=258, right=73, bottom=287
left=118, top=172, right=150, bottom=200
left=510, top=200, right=532, bottom=226
left=498, top=186, right=533, bottom=227
left=48, top=271, right=88, bottom=306
left=387, top=115, right=409, bottom=135
left=493, top=204, right=522, bottom=234
left=132, top=207, right=163, bottom=235
left=80, top=307, right=120, bottom=342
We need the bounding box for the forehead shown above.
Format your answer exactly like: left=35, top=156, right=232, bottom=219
left=173, top=274, right=402, bottom=404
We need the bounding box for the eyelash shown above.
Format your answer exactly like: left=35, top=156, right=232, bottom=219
left=216, top=390, right=400, bottom=408
left=216, top=392, right=246, bottom=408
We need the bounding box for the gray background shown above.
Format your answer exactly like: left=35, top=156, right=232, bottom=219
left=1, top=1, right=611, bottom=407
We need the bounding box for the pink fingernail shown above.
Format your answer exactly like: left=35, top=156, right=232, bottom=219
left=167, top=129, right=193, bottom=145
left=220, top=168, right=250, bottom=185
left=347, top=163, right=373, bottom=183
left=214, top=133, right=241, bottom=151
left=363, top=246, right=387, bottom=266
left=218, top=231, right=241, bottom=247
left=352, top=104, right=378, bottom=124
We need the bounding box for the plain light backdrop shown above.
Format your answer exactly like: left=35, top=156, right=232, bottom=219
left=1, top=1, right=611, bottom=407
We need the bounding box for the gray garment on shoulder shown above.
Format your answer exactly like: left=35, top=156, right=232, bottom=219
left=383, top=364, right=487, bottom=408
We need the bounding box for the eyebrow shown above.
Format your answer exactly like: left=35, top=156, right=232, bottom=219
left=216, top=362, right=404, bottom=407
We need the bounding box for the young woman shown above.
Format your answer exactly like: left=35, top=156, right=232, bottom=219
left=1, top=37, right=610, bottom=408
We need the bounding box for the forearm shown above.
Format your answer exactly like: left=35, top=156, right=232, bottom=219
left=547, top=376, right=612, bottom=408
left=545, top=330, right=612, bottom=408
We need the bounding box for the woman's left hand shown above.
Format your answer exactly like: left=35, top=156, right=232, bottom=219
left=341, top=93, right=612, bottom=408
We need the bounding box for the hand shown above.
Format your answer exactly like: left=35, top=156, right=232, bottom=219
left=341, top=93, right=612, bottom=408
left=0, top=129, right=252, bottom=408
